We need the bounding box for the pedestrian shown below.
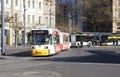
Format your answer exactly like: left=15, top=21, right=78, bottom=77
left=116, top=39, right=118, bottom=46
left=113, top=39, right=116, bottom=46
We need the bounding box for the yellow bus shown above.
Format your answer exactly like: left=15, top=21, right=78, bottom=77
left=101, top=35, right=120, bottom=46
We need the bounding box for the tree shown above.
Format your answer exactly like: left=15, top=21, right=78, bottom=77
left=0, top=14, right=13, bottom=25
left=56, top=2, right=73, bottom=32
left=0, top=12, right=23, bottom=47
left=77, top=0, right=112, bottom=32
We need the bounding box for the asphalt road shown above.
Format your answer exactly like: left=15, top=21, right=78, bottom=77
left=0, top=46, right=120, bottom=77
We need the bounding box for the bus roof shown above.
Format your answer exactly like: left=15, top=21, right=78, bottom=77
left=71, top=32, right=112, bottom=36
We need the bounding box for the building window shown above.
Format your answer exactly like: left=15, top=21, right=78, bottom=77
left=56, top=0, right=59, bottom=3
left=28, top=15, right=30, bottom=23
left=116, top=22, right=120, bottom=29
left=32, top=1, right=35, bottom=8
left=60, top=0, right=62, bottom=3
left=117, top=22, right=120, bottom=26
left=116, top=11, right=120, bottom=18
left=45, top=17, right=48, bottom=26
left=6, top=0, right=8, bottom=4
left=44, top=3, right=48, bottom=11
left=117, top=0, right=120, bottom=6
left=50, top=4, right=52, bottom=11
left=15, top=13, right=18, bottom=25
left=39, top=16, right=41, bottom=24
left=64, top=12, right=67, bottom=18
left=23, top=0, right=25, bottom=7
left=65, top=0, right=67, bottom=2
left=64, top=5, right=67, bottom=12
left=28, top=0, right=30, bottom=8
left=15, top=0, right=18, bottom=6
left=32, top=15, right=35, bottom=23
left=39, top=2, right=41, bottom=10
left=64, top=5, right=67, bottom=18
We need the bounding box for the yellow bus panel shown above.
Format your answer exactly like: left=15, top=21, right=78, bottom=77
left=108, top=36, right=120, bottom=39
left=32, top=49, right=49, bottom=56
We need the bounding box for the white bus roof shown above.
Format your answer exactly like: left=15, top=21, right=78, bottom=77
left=31, top=26, right=60, bottom=34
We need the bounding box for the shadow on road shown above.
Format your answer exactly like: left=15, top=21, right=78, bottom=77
left=30, top=50, right=120, bottom=64
left=6, top=50, right=32, bottom=57
left=5, top=47, right=120, bottom=64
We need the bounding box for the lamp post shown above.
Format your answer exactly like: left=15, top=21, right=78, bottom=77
left=1, top=0, right=5, bottom=55
left=23, top=0, right=26, bottom=47
left=72, top=0, right=75, bottom=33
left=49, top=3, right=52, bottom=27
left=68, top=13, right=72, bottom=33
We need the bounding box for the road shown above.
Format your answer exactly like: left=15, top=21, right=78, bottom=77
left=0, top=46, right=120, bottom=77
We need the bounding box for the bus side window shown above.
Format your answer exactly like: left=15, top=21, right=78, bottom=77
left=49, top=35, right=52, bottom=45
left=53, top=35, right=60, bottom=44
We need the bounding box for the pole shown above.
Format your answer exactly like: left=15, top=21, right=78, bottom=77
left=23, top=0, right=26, bottom=47
left=1, top=0, right=5, bottom=55
left=72, top=0, right=75, bottom=33
left=68, top=13, right=71, bottom=33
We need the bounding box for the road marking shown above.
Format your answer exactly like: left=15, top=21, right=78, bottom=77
left=78, top=62, right=120, bottom=66
left=13, top=70, right=62, bottom=77
left=13, top=71, right=40, bottom=75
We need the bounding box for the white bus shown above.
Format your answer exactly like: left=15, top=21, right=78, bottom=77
left=60, top=32, right=70, bottom=50
left=29, top=27, right=70, bottom=56
left=70, top=33, right=93, bottom=47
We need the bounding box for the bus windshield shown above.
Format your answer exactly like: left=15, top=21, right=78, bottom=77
left=32, top=30, right=51, bottom=45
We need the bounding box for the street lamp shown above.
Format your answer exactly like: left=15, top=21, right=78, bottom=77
left=49, top=3, right=52, bottom=27
left=23, top=0, right=26, bottom=47
left=1, top=0, right=5, bottom=55
left=68, top=13, right=72, bottom=33
left=72, top=0, right=75, bottom=33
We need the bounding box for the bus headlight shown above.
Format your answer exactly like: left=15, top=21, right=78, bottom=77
left=32, top=46, right=35, bottom=49
left=44, top=46, right=48, bottom=49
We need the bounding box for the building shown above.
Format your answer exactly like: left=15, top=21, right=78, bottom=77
left=0, top=0, right=55, bottom=46
left=55, top=0, right=79, bottom=33
left=55, top=0, right=86, bottom=33
left=1, top=0, right=119, bottom=46
left=113, top=0, right=120, bottom=33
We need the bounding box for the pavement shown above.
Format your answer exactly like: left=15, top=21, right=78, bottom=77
left=5, top=45, right=31, bottom=49
left=0, top=45, right=120, bottom=77
left=0, top=45, right=61, bottom=77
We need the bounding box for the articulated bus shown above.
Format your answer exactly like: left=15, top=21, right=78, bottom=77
left=70, top=33, right=93, bottom=47
left=29, top=27, right=70, bottom=56
left=60, top=32, right=70, bottom=50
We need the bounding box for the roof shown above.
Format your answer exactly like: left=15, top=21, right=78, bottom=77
left=76, top=32, right=112, bottom=36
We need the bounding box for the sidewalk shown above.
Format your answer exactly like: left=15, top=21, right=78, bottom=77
left=5, top=45, right=31, bottom=49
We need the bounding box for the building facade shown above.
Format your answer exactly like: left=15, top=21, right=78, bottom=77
left=56, top=0, right=73, bottom=32
left=113, top=0, right=120, bottom=33
left=0, top=0, right=55, bottom=46
left=56, top=0, right=119, bottom=33
left=55, top=0, right=89, bottom=33
left=1, top=0, right=120, bottom=46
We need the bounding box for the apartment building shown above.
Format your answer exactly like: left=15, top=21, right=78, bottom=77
left=113, top=0, right=120, bottom=33
left=1, top=0, right=119, bottom=46
left=55, top=0, right=78, bottom=33
left=0, top=0, right=55, bottom=46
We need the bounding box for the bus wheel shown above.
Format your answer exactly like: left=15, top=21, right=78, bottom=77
left=77, top=45, right=79, bottom=48
left=77, top=44, right=80, bottom=48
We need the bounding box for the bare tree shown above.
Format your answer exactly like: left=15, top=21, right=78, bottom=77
left=77, top=0, right=112, bottom=32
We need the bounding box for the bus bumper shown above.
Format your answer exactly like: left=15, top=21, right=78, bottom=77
left=32, top=49, right=49, bottom=56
